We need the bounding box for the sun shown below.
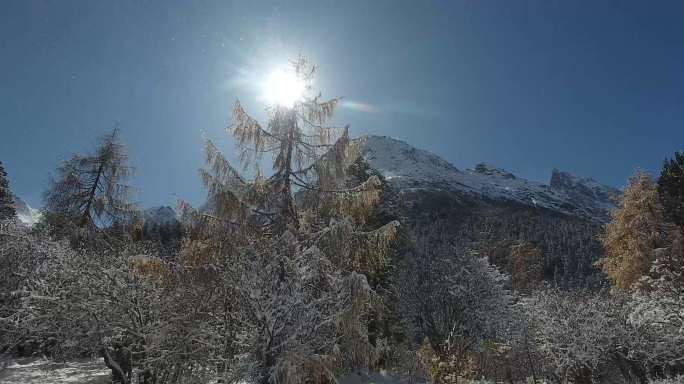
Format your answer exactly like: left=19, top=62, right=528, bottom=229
left=262, top=68, right=305, bottom=108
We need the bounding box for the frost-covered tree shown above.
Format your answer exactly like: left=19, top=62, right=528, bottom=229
left=0, top=161, right=16, bottom=220
left=201, top=56, right=385, bottom=237
left=44, top=129, right=135, bottom=228
left=180, top=56, right=398, bottom=383
left=598, top=171, right=665, bottom=291
left=19, top=242, right=166, bottom=383
left=630, top=229, right=684, bottom=374
left=526, top=289, right=647, bottom=383
left=658, top=151, right=684, bottom=227
left=395, top=225, right=514, bottom=380
left=0, top=219, right=73, bottom=353
left=1, top=218, right=174, bottom=383
left=649, top=376, right=684, bottom=384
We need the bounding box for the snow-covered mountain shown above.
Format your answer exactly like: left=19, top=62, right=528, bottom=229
left=357, top=135, right=618, bottom=222
left=12, top=195, right=41, bottom=226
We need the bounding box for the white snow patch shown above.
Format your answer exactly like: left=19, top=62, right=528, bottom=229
left=338, top=370, right=410, bottom=384
left=0, top=356, right=110, bottom=384
left=12, top=195, right=42, bottom=226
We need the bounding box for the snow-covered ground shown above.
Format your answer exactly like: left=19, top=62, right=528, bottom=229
left=0, top=356, right=412, bottom=384
left=0, top=356, right=110, bottom=384
left=338, top=371, right=409, bottom=383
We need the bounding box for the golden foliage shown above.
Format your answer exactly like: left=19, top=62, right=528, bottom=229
left=417, top=338, right=441, bottom=382
left=510, top=240, right=544, bottom=292
left=179, top=238, right=217, bottom=268
left=328, top=176, right=382, bottom=225
left=318, top=219, right=399, bottom=275
left=130, top=255, right=170, bottom=283
left=598, top=170, right=664, bottom=291
left=416, top=338, right=478, bottom=384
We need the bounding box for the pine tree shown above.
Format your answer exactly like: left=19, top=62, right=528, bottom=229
left=44, top=129, right=135, bottom=228
left=0, top=161, right=16, bottom=220
left=598, top=170, right=664, bottom=291
left=658, top=151, right=684, bottom=227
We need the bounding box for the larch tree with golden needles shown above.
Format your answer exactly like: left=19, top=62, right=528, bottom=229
left=510, top=240, right=544, bottom=293
left=44, top=129, right=135, bottom=229
left=180, top=56, right=399, bottom=383
left=598, top=170, right=665, bottom=291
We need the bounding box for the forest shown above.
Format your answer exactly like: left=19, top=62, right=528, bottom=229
left=1, top=58, right=684, bottom=384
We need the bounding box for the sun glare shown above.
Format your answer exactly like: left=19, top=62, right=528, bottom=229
left=262, top=69, right=305, bottom=108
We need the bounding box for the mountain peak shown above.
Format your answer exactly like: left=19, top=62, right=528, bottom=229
left=550, top=168, right=594, bottom=189
left=549, top=168, right=620, bottom=203
left=357, top=135, right=461, bottom=187
left=472, top=163, right=516, bottom=180
left=357, top=135, right=617, bottom=222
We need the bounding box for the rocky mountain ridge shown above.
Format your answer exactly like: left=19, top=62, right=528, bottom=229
left=357, top=135, right=619, bottom=222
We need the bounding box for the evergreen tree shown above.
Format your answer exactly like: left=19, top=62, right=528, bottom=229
left=0, top=161, right=16, bottom=220
left=43, top=129, right=135, bottom=228
left=598, top=171, right=664, bottom=291
left=658, top=151, right=684, bottom=227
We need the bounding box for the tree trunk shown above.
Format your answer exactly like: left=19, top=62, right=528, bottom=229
left=81, top=161, right=104, bottom=227
left=101, top=347, right=130, bottom=384
left=279, top=111, right=299, bottom=233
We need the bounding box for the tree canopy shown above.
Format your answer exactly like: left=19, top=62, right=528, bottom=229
left=0, top=161, right=16, bottom=220
left=44, top=129, right=135, bottom=229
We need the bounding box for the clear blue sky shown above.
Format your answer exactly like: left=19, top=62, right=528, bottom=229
left=2, top=1, right=683, bottom=208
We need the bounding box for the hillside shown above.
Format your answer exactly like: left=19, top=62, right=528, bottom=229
left=355, top=135, right=615, bottom=287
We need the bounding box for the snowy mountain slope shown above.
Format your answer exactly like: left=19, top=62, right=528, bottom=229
left=356, top=135, right=618, bottom=222
left=549, top=168, right=620, bottom=218
left=12, top=195, right=41, bottom=226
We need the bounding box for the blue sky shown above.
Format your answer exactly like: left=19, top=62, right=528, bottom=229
left=2, top=0, right=683, bottom=208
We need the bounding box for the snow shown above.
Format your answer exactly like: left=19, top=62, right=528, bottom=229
left=12, top=195, right=42, bottom=226
left=0, top=359, right=413, bottom=384
left=357, top=135, right=617, bottom=222
left=0, top=356, right=110, bottom=384
left=338, top=370, right=410, bottom=384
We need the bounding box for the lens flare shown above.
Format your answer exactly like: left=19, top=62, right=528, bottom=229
left=262, top=69, right=305, bottom=108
